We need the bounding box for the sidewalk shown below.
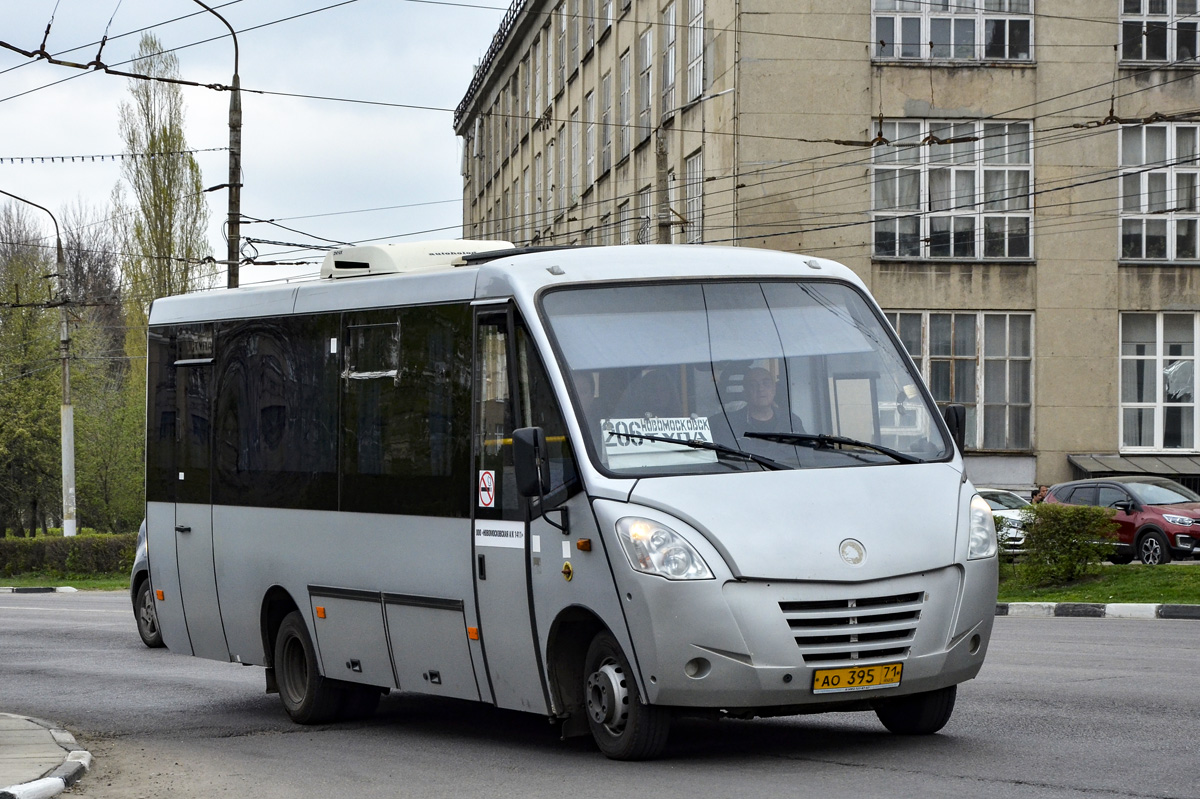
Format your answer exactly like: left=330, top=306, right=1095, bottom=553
left=0, top=715, right=91, bottom=799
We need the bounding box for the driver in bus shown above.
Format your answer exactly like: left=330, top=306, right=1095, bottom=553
left=732, top=366, right=806, bottom=436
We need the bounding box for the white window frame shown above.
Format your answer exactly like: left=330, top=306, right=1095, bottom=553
left=534, top=153, right=544, bottom=234
left=600, top=71, right=613, bottom=175
left=873, top=0, right=1034, bottom=62
left=556, top=4, right=567, bottom=95
left=1120, top=123, right=1200, bottom=262
left=1121, top=0, right=1199, bottom=63
left=618, top=50, right=631, bottom=160
left=886, top=310, right=1034, bottom=451
left=584, top=91, right=596, bottom=187
left=570, top=107, right=581, bottom=205
left=686, top=0, right=704, bottom=103
left=684, top=149, right=703, bottom=243
left=1121, top=312, right=1199, bottom=451
left=662, top=3, right=677, bottom=120
left=618, top=200, right=632, bottom=244
left=637, top=185, right=652, bottom=243
left=532, top=38, right=542, bottom=115
left=873, top=119, right=1033, bottom=261
left=638, top=28, right=653, bottom=144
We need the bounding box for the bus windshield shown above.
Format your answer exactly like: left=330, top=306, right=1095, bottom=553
left=541, top=280, right=951, bottom=476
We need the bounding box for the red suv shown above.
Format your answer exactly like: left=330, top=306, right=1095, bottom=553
left=1045, top=476, right=1200, bottom=565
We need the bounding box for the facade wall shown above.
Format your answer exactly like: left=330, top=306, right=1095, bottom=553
left=455, top=0, right=1200, bottom=492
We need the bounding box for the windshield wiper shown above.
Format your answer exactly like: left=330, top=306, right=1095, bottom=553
left=609, top=431, right=792, bottom=471
left=743, top=432, right=922, bottom=465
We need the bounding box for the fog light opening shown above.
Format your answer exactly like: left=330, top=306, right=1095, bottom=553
left=683, top=658, right=711, bottom=680
left=969, top=634, right=981, bottom=655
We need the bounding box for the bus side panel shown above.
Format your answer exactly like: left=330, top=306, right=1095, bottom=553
left=385, top=603, right=481, bottom=701
left=146, top=500, right=192, bottom=655
left=212, top=505, right=481, bottom=691
left=308, top=593, right=396, bottom=688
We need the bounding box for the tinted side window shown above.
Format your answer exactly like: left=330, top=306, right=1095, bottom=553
left=212, top=315, right=340, bottom=510
left=146, top=327, right=177, bottom=504
left=341, top=304, right=472, bottom=517
left=1068, top=485, right=1098, bottom=506
left=516, top=322, right=579, bottom=501
left=1098, top=486, right=1130, bottom=508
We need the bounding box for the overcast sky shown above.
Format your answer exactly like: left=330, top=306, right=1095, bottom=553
left=0, top=0, right=507, bottom=284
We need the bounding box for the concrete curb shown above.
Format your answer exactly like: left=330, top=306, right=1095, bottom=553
left=0, top=588, right=78, bottom=594
left=0, top=716, right=91, bottom=799
left=996, top=602, right=1200, bottom=619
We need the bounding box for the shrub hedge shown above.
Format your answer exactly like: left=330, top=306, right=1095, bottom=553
left=1018, top=503, right=1118, bottom=586
left=0, top=532, right=136, bottom=577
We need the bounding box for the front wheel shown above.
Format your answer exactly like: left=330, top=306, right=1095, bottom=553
left=274, top=611, right=343, bottom=724
left=1138, top=530, right=1172, bottom=565
left=583, top=631, right=670, bottom=760
left=134, top=579, right=164, bottom=648
left=874, top=685, right=957, bottom=735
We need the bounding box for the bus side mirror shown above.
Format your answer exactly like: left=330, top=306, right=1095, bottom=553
left=943, top=404, right=966, bottom=454
left=513, top=427, right=551, bottom=498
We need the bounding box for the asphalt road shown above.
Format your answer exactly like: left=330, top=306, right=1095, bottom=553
left=1, top=591, right=1198, bottom=799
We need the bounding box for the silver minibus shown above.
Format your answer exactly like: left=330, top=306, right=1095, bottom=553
left=144, top=242, right=998, bottom=760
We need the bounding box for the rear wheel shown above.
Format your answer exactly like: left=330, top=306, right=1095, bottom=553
left=274, top=611, right=343, bottom=724
left=583, top=631, right=670, bottom=760
left=1138, top=530, right=1172, bottom=565
left=134, top=579, right=164, bottom=648
left=874, top=685, right=957, bottom=735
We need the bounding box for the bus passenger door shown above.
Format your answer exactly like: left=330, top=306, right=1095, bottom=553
left=173, top=355, right=229, bottom=662
left=471, top=310, right=550, bottom=713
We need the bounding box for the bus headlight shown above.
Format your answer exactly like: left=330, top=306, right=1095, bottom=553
left=616, top=517, right=714, bottom=580
left=968, top=494, right=998, bottom=560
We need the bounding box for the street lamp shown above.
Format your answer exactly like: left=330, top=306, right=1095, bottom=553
left=192, top=1, right=242, bottom=289
left=0, top=188, right=76, bottom=537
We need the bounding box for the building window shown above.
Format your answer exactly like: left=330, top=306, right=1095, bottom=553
left=569, top=107, right=580, bottom=205
left=684, top=149, right=703, bottom=243
left=1121, top=123, right=1199, bottom=261
left=569, top=0, right=580, bottom=71
left=887, top=311, right=1033, bottom=450
left=544, top=22, right=554, bottom=106
left=556, top=4, right=567, bottom=94
left=638, top=28, right=653, bottom=143
left=584, top=0, right=595, bottom=51
left=638, top=185, right=653, bottom=243
left=521, top=169, right=529, bottom=242
left=686, top=0, right=704, bottom=102
left=662, top=3, right=677, bottom=120
left=1122, top=313, right=1197, bottom=450
left=600, top=0, right=613, bottom=37
left=618, top=50, right=631, bottom=159
left=555, top=129, right=565, bottom=215
left=873, top=0, right=1033, bottom=62
left=873, top=119, right=1032, bottom=260
left=534, top=153, right=544, bottom=234
left=532, top=39, right=542, bottom=114
left=599, top=212, right=611, bottom=245
left=585, top=91, right=596, bottom=187
left=618, top=201, right=632, bottom=244
left=1122, top=0, right=1198, bottom=62
left=600, top=71, right=613, bottom=175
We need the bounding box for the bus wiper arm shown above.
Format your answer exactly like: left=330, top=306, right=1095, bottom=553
left=612, top=432, right=792, bottom=471
left=742, top=432, right=922, bottom=464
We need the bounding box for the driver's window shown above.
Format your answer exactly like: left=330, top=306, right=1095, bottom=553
left=1098, top=486, right=1128, bottom=508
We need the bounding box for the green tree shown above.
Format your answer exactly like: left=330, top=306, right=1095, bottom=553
left=115, top=31, right=212, bottom=338
left=0, top=205, right=60, bottom=537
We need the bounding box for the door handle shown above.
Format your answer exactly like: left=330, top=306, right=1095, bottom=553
left=175, top=525, right=192, bottom=534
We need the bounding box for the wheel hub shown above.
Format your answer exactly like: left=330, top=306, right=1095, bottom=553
left=586, top=661, right=629, bottom=733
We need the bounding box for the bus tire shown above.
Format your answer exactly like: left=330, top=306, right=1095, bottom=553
left=874, top=685, right=956, bottom=735
left=134, top=579, right=165, bottom=648
left=583, top=631, right=670, bottom=760
left=275, top=611, right=343, bottom=724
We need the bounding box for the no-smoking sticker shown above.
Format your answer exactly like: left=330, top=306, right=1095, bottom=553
left=478, top=470, right=496, bottom=508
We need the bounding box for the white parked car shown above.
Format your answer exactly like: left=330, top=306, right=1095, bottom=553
left=978, top=488, right=1032, bottom=557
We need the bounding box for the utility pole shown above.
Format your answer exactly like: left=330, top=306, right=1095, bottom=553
left=0, top=189, right=75, bottom=536
left=192, top=1, right=242, bottom=289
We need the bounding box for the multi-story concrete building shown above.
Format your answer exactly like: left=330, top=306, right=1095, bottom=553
left=453, top=1, right=1200, bottom=493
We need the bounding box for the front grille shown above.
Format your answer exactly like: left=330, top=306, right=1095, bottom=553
left=780, top=591, right=923, bottom=664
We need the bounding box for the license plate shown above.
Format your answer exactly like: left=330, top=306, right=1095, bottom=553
left=812, top=663, right=903, bottom=694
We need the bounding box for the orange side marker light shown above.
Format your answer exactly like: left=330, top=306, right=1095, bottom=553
left=155, top=589, right=164, bottom=601
left=316, top=606, right=326, bottom=619
left=467, top=626, right=480, bottom=640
